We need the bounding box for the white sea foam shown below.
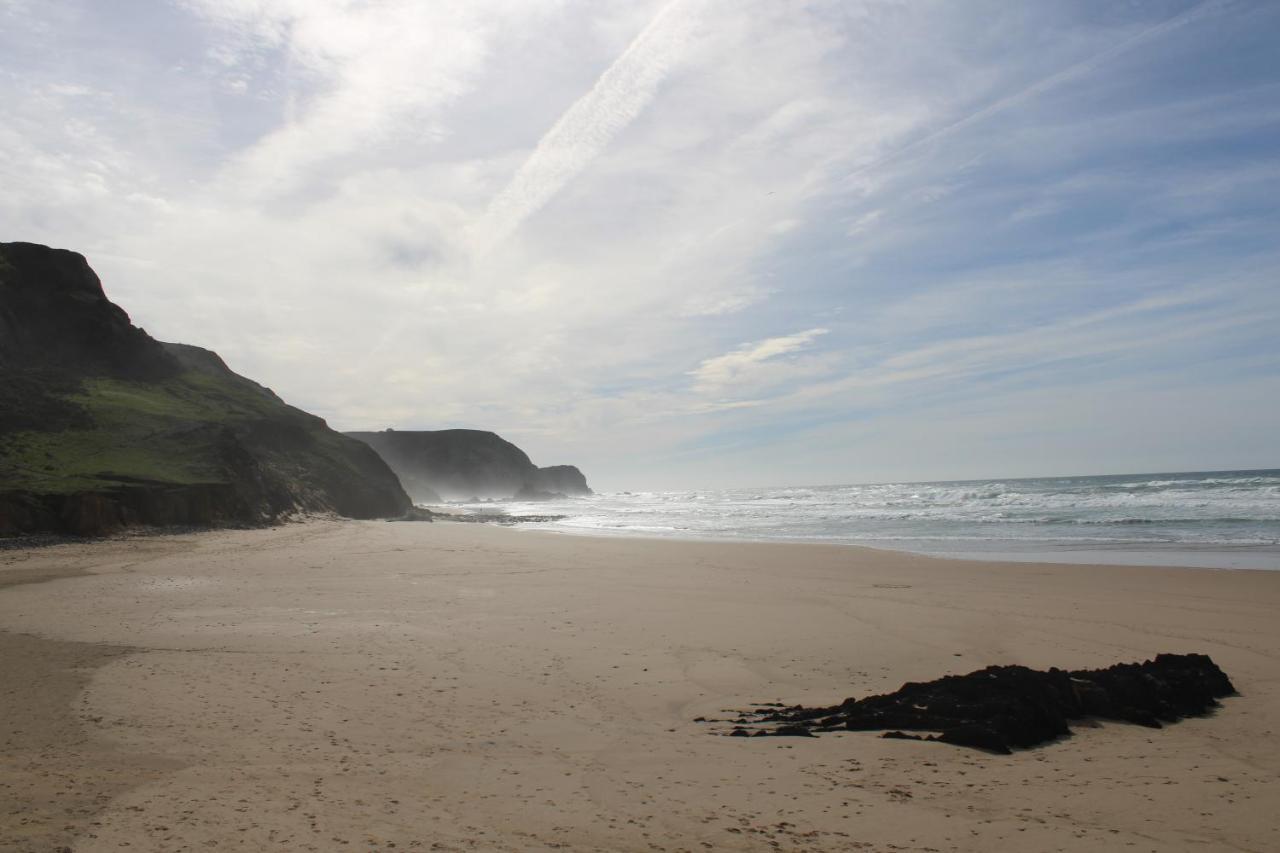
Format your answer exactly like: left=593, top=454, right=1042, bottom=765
left=452, top=470, right=1280, bottom=567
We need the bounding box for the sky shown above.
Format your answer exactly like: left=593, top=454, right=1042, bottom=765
left=2, top=0, right=1278, bottom=491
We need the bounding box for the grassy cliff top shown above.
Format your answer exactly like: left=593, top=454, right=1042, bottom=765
left=1, top=369, right=292, bottom=493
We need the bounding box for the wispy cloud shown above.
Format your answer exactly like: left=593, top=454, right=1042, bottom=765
left=691, top=327, right=828, bottom=392
left=181, top=0, right=544, bottom=200
left=471, top=0, right=702, bottom=254
left=837, top=0, right=1227, bottom=192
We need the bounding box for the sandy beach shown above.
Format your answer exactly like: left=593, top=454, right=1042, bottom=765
left=2, top=520, right=1278, bottom=852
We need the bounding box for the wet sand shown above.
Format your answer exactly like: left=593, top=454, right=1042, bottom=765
left=1, top=519, right=1278, bottom=851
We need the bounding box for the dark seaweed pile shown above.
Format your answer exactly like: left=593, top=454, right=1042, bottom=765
left=710, top=653, right=1235, bottom=754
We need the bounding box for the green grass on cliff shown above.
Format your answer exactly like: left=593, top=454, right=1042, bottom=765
left=0, top=370, right=297, bottom=493
left=0, top=429, right=216, bottom=491
left=80, top=371, right=281, bottom=423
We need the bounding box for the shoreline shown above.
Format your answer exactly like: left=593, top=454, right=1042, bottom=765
left=2, top=518, right=1278, bottom=851
left=434, top=468, right=1280, bottom=572
left=494, top=518, right=1280, bottom=572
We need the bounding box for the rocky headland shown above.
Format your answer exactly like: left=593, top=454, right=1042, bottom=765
left=346, top=428, right=591, bottom=503
left=0, top=241, right=411, bottom=536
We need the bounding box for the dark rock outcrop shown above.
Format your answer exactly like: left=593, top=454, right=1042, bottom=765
left=532, top=464, right=590, bottom=496
left=0, top=242, right=411, bottom=536
left=346, top=429, right=592, bottom=502
left=0, top=242, right=178, bottom=379
left=715, top=653, right=1236, bottom=753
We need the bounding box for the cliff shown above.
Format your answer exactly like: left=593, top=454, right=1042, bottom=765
left=533, top=464, right=591, bottom=496
left=345, top=429, right=592, bottom=502
left=0, top=242, right=411, bottom=536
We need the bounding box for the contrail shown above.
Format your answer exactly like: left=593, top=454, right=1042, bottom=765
left=471, top=0, right=701, bottom=255
left=840, top=0, right=1228, bottom=189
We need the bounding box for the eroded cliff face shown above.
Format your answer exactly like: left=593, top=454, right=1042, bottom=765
left=346, top=429, right=592, bottom=502
left=0, top=242, right=411, bottom=536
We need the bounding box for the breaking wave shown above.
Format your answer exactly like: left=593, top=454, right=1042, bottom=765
left=461, top=469, right=1280, bottom=566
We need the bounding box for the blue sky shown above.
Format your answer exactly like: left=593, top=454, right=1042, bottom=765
left=2, top=0, right=1277, bottom=489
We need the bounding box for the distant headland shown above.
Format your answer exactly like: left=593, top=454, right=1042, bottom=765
left=345, top=429, right=591, bottom=504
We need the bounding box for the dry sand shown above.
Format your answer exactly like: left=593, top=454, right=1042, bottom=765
left=2, top=519, right=1278, bottom=852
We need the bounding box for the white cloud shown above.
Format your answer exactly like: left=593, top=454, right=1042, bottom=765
left=182, top=0, right=557, bottom=200
left=690, top=328, right=829, bottom=392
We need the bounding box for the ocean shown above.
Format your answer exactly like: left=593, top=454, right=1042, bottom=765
left=461, top=469, right=1280, bottom=570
